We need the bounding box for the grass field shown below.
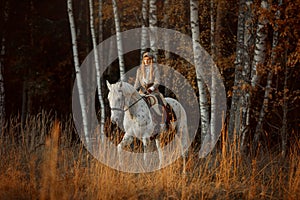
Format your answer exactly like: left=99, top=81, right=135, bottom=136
left=0, top=113, right=299, bottom=199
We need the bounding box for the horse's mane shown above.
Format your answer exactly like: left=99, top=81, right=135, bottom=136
left=118, top=81, right=137, bottom=95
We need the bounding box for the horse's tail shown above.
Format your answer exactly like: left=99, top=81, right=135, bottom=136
left=165, top=98, right=189, bottom=152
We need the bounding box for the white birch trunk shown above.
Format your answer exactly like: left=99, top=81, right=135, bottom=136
left=239, top=0, right=254, bottom=148
left=228, top=0, right=245, bottom=139
left=210, top=0, right=217, bottom=146
left=251, top=0, right=269, bottom=87
left=88, top=0, right=105, bottom=142
left=141, top=0, right=149, bottom=58
left=67, top=0, right=90, bottom=145
left=112, top=0, right=125, bottom=81
left=163, top=0, right=170, bottom=60
left=255, top=0, right=282, bottom=146
left=246, top=0, right=269, bottom=151
left=149, top=0, right=158, bottom=60
left=190, top=0, right=210, bottom=141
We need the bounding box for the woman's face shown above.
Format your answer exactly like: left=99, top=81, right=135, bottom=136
left=143, top=56, right=151, bottom=65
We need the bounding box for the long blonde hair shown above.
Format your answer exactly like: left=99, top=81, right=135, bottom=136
left=141, top=57, right=154, bottom=82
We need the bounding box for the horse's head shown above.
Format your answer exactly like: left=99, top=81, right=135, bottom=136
left=107, top=81, right=126, bottom=125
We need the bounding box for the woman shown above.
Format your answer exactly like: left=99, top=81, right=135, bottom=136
left=134, top=51, right=161, bottom=95
left=134, top=52, right=167, bottom=129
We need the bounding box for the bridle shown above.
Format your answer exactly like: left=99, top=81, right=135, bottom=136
left=110, top=89, right=144, bottom=114
left=110, top=89, right=126, bottom=113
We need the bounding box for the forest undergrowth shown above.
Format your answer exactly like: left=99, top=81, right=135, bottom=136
left=0, top=112, right=299, bottom=200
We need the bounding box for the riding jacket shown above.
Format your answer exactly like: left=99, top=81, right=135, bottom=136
left=134, top=63, right=161, bottom=94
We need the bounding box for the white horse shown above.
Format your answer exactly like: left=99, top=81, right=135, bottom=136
left=106, top=81, right=188, bottom=172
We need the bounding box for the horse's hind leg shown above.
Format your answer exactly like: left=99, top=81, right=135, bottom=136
left=155, top=139, right=163, bottom=169
left=177, top=127, right=188, bottom=174
left=142, top=138, right=150, bottom=165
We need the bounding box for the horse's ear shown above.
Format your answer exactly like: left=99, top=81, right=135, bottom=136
left=106, top=80, right=111, bottom=90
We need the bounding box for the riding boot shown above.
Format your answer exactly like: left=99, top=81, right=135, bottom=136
left=163, top=105, right=169, bottom=130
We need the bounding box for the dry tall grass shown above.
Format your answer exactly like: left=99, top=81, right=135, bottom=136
left=0, top=113, right=299, bottom=199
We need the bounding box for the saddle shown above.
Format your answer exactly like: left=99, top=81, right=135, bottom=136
left=143, top=94, right=177, bottom=130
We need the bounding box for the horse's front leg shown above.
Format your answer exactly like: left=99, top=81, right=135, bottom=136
left=117, top=134, right=133, bottom=168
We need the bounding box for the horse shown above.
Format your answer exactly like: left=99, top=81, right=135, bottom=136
left=106, top=81, right=189, bottom=172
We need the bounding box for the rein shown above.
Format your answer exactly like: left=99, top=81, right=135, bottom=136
left=124, top=96, right=144, bottom=112
left=111, top=93, right=145, bottom=113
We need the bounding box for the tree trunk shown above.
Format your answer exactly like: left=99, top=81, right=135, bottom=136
left=254, top=0, right=282, bottom=150
left=190, top=0, right=210, bottom=142
left=281, top=42, right=288, bottom=157
left=112, top=0, right=125, bottom=80
left=228, top=0, right=245, bottom=140
left=149, top=0, right=158, bottom=60
left=239, top=0, right=254, bottom=149
left=88, top=0, right=105, bottom=142
left=210, top=0, right=218, bottom=148
left=210, top=0, right=216, bottom=59
left=98, top=0, right=103, bottom=43
left=163, top=0, right=170, bottom=60
left=0, top=1, right=9, bottom=129
left=67, top=0, right=90, bottom=145
left=141, top=0, right=149, bottom=58
left=0, top=38, right=5, bottom=125
left=251, top=0, right=269, bottom=87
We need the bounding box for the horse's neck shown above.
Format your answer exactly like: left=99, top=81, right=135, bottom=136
left=127, top=92, right=150, bottom=117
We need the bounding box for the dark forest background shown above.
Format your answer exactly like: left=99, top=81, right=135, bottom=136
left=0, top=0, right=299, bottom=149
left=1, top=0, right=74, bottom=116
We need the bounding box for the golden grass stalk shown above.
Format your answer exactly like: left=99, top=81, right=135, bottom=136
left=0, top=112, right=299, bottom=199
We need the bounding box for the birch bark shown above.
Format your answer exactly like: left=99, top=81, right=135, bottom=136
left=251, top=0, right=269, bottom=87
left=239, top=0, right=254, bottom=148
left=254, top=0, right=282, bottom=149
left=190, top=0, right=210, bottom=141
left=141, top=0, right=149, bottom=58
left=163, top=0, right=170, bottom=60
left=67, top=0, right=90, bottom=145
left=228, top=0, right=245, bottom=140
left=149, top=0, right=158, bottom=60
left=88, top=0, right=105, bottom=141
left=112, top=0, right=125, bottom=80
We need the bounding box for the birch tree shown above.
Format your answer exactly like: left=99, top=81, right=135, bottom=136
left=254, top=0, right=282, bottom=150
left=112, top=0, right=125, bottom=81
left=280, top=45, right=289, bottom=157
left=0, top=1, right=9, bottom=127
left=245, top=0, right=269, bottom=152
left=163, top=0, right=170, bottom=60
left=190, top=0, right=210, bottom=141
left=141, top=0, right=149, bottom=58
left=228, top=0, right=245, bottom=140
left=251, top=0, right=269, bottom=88
left=149, top=0, right=158, bottom=60
left=209, top=0, right=218, bottom=147
left=88, top=0, right=105, bottom=141
left=67, top=0, right=90, bottom=145
left=239, top=0, right=254, bottom=148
